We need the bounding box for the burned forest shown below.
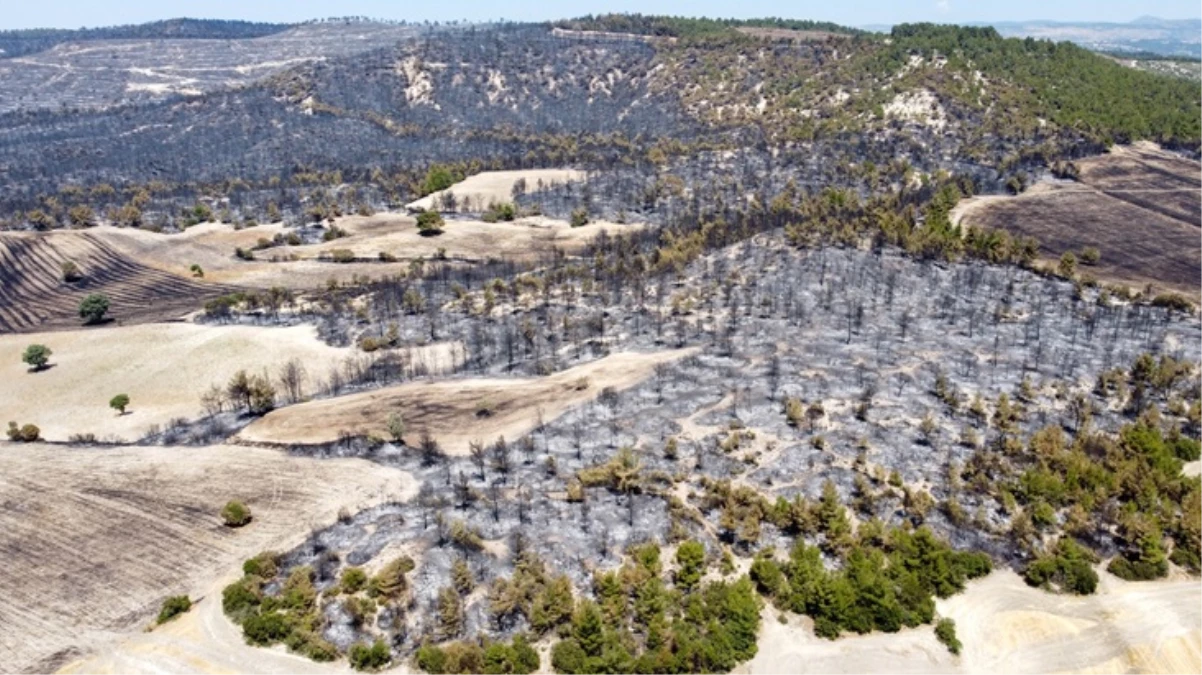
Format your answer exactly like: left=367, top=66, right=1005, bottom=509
left=1, top=12, right=1200, bottom=675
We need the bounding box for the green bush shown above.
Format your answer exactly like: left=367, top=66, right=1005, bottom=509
left=109, top=393, right=130, bottom=414
left=22, top=344, right=51, bottom=371
left=242, top=611, right=292, bottom=645
left=349, top=639, right=392, bottom=671
left=156, top=595, right=192, bottom=624
left=242, top=552, right=280, bottom=579
left=6, top=421, right=40, bottom=442
left=221, top=500, right=252, bottom=527
left=935, top=618, right=962, bottom=655
left=340, top=566, right=368, bottom=594
left=416, top=644, right=448, bottom=674
left=416, top=210, right=445, bottom=235
left=78, top=293, right=110, bottom=324
left=675, top=540, right=706, bottom=590
left=222, top=576, right=262, bottom=621
left=1023, top=538, right=1098, bottom=594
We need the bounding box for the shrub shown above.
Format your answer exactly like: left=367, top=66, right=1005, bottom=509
left=569, top=207, right=589, bottom=228
left=242, top=611, right=292, bottom=645
left=935, top=618, right=962, bottom=655
left=242, top=552, right=280, bottom=579
left=416, top=644, right=447, bottom=674
left=221, top=500, right=252, bottom=527
left=6, top=421, right=40, bottom=442
left=349, top=639, right=392, bottom=671
left=156, top=595, right=192, bottom=624
left=331, top=248, right=355, bottom=263
left=340, top=566, right=368, bottom=594
left=78, top=293, right=110, bottom=324
left=22, top=344, right=51, bottom=371
left=61, top=260, right=82, bottom=281
left=234, top=246, right=255, bottom=260
left=416, top=210, right=445, bottom=235
left=1023, top=538, right=1098, bottom=594
left=221, top=577, right=261, bottom=620
left=1079, top=247, right=1100, bottom=265
left=1150, top=292, right=1194, bottom=314
left=190, top=263, right=204, bottom=278
left=675, top=540, right=706, bottom=590
left=109, top=394, right=130, bottom=414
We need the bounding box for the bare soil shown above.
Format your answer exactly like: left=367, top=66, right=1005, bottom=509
left=239, top=348, right=697, bottom=452
left=0, top=443, right=416, bottom=674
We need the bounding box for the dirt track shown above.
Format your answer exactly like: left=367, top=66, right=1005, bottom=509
left=240, top=349, right=698, bottom=452
left=0, top=443, right=416, bottom=674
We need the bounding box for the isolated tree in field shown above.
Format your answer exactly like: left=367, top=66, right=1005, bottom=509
left=1079, top=247, right=1100, bottom=266
left=79, top=293, right=110, bottom=324
left=109, top=394, right=130, bottom=415
left=22, top=344, right=51, bottom=371
left=416, top=210, right=445, bottom=235
left=221, top=500, right=252, bottom=527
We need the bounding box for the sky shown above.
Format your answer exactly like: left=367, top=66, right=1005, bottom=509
left=2, top=0, right=1200, bottom=30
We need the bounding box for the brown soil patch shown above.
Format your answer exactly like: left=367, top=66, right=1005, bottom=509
left=0, top=443, right=416, bottom=673
left=958, top=145, right=1201, bottom=295
left=240, top=348, right=698, bottom=452
left=0, top=230, right=238, bottom=333
left=0, top=322, right=359, bottom=442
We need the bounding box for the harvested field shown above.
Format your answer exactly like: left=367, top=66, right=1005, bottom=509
left=239, top=348, right=697, bottom=452
left=91, top=211, right=635, bottom=290
left=0, top=230, right=239, bottom=333
left=87, top=223, right=416, bottom=289
left=740, top=569, right=1201, bottom=674
left=405, top=168, right=585, bottom=212
left=1, top=323, right=358, bottom=442
left=957, top=146, right=1201, bottom=295
left=0, top=443, right=416, bottom=674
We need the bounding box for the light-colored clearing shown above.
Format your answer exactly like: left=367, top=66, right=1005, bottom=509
left=240, top=348, right=698, bottom=452
left=0, top=443, right=416, bottom=673
left=405, top=169, right=584, bottom=212
left=2, top=322, right=353, bottom=441
left=740, top=568, right=1201, bottom=674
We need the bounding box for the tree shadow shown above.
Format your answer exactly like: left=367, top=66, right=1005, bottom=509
left=27, top=363, right=57, bottom=374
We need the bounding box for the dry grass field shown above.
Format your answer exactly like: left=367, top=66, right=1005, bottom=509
left=239, top=349, right=697, bottom=452
left=0, top=443, right=416, bottom=673
left=1, top=322, right=358, bottom=441
left=405, top=168, right=584, bottom=212
left=0, top=230, right=238, bottom=332
left=955, top=144, right=1201, bottom=295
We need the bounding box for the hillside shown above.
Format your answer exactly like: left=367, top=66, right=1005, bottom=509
left=0, top=19, right=1196, bottom=232
left=0, top=18, right=292, bottom=58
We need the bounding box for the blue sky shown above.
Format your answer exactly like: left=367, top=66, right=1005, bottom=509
left=4, top=0, right=1199, bottom=30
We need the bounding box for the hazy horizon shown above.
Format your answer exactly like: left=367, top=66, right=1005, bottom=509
left=3, top=0, right=1200, bottom=31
